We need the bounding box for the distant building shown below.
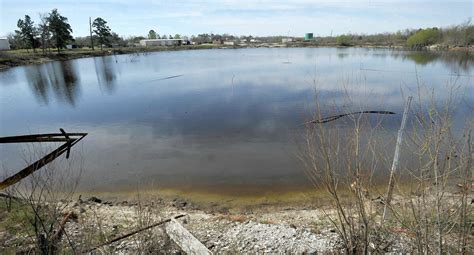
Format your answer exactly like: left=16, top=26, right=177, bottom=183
left=66, top=44, right=78, bottom=49
left=282, top=38, right=293, bottom=43
left=223, top=41, right=234, bottom=46
left=213, top=39, right=223, bottom=45
left=0, top=38, right=10, bottom=50
left=139, top=39, right=183, bottom=47
left=304, top=33, right=314, bottom=41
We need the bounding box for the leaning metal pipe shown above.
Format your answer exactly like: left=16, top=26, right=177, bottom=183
left=0, top=133, right=87, bottom=190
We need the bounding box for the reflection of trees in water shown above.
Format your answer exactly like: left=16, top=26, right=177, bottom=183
left=405, top=52, right=438, bottom=65
left=25, top=66, right=50, bottom=104
left=24, top=61, right=80, bottom=106
left=337, top=53, right=349, bottom=59
left=392, top=51, right=474, bottom=73
left=51, top=61, right=79, bottom=105
left=443, top=53, right=474, bottom=73
left=335, top=48, right=350, bottom=60
left=94, top=57, right=116, bottom=93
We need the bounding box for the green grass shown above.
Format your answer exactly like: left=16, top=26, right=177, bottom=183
left=0, top=198, right=36, bottom=253
left=0, top=199, right=34, bottom=234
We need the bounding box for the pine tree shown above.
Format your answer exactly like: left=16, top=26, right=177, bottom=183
left=16, top=15, right=38, bottom=52
left=47, top=9, right=73, bottom=53
left=92, top=17, right=112, bottom=50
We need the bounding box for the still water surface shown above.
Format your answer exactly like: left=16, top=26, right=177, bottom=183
left=0, top=48, right=472, bottom=194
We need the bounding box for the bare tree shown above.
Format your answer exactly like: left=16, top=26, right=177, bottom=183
left=297, top=87, right=392, bottom=253
left=38, top=13, right=51, bottom=55
left=387, top=82, right=473, bottom=254
left=298, top=78, right=472, bottom=253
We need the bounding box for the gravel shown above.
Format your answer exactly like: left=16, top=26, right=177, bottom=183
left=206, top=221, right=339, bottom=253
left=58, top=198, right=342, bottom=253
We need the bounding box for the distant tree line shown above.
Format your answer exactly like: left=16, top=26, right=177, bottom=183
left=8, top=13, right=473, bottom=52
left=146, top=30, right=183, bottom=40
left=10, top=9, right=116, bottom=53
left=333, top=19, right=473, bottom=48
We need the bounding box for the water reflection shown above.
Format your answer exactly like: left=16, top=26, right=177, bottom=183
left=0, top=71, right=17, bottom=87
left=94, top=56, right=117, bottom=93
left=405, top=52, right=439, bottom=65
left=398, top=51, right=474, bottom=73
left=25, top=65, right=49, bottom=104
left=24, top=61, right=80, bottom=106
left=337, top=52, right=349, bottom=59
left=0, top=48, right=472, bottom=193
left=52, top=61, right=79, bottom=105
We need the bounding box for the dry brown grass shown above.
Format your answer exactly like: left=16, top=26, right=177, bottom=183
left=298, top=79, right=473, bottom=254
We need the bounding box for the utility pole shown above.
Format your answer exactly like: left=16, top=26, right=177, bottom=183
left=89, top=17, right=94, bottom=50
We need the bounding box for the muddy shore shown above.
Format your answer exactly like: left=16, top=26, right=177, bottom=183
left=0, top=45, right=220, bottom=70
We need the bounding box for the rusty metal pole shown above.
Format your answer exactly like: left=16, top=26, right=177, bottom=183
left=0, top=130, right=87, bottom=190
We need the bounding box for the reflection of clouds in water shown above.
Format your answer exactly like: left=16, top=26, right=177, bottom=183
left=146, top=66, right=470, bottom=104
left=103, top=48, right=473, bottom=95
left=23, top=61, right=80, bottom=106
left=0, top=70, right=17, bottom=87
left=4, top=48, right=472, bottom=127
left=120, top=82, right=400, bottom=141
left=54, top=123, right=309, bottom=190
left=0, top=48, right=472, bottom=190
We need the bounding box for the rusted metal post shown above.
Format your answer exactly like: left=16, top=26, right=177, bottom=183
left=0, top=130, right=87, bottom=190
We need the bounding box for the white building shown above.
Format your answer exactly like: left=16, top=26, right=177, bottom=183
left=139, top=39, right=183, bottom=47
left=0, top=38, right=10, bottom=50
left=223, top=41, right=234, bottom=46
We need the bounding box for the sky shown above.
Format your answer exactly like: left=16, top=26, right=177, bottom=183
left=1, top=0, right=472, bottom=38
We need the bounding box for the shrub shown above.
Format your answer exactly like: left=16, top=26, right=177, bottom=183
left=407, top=28, right=440, bottom=48
left=336, top=35, right=352, bottom=46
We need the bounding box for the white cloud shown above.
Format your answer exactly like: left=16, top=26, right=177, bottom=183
left=1, top=0, right=472, bottom=37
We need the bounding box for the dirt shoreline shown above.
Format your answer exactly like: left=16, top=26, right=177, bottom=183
left=1, top=186, right=469, bottom=253
left=1, top=192, right=422, bottom=254
left=0, top=194, right=343, bottom=253
left=0, top=45, right=220, bottom=70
